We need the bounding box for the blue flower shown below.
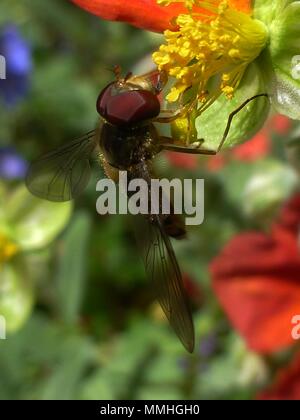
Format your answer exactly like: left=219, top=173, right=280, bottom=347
left=0, top=24, right=32, bottom=107
left=0, top=148, right=28, bottom=180
left=198, top=333, right=218, bottom=358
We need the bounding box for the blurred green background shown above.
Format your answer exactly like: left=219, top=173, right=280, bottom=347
left=0, top=0, right=299, bottom=400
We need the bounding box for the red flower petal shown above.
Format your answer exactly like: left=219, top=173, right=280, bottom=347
left=271, top=114, right=292, bottom=136
left=230, top=0, right=252, bottom=13
left=71, top=0, right=252, bottom=33
left=232, top=129, right=270, bottom=162
left=166, top=151, right=198, bottom=169
left=211, top=195, right=300, bottom=353
left=206, top=128, right=270, bottom=172
left=207, top=154, right=226, bottom=172
left=183, top=273, right=204, bottom=305
left=258, top=352, right=300, bottom=400
left=274, top=195, right=300, bottom=238
left=71, top=0, right=185, bottom=32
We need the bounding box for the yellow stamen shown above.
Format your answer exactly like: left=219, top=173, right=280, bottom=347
left=153, top=0, right=268, bottom=107
left=0, top=233, right=18, bottom=265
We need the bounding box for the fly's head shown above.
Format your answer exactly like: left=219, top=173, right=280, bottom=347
left=96, top=68, right=168, bottom=127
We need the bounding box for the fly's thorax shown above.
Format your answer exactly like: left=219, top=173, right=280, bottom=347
left=100, top=122, right=160, bottom=170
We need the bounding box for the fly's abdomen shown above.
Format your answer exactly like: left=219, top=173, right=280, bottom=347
left=128, top=162, right=187, bottom=240
left=163, top=213, right=186, bottom=240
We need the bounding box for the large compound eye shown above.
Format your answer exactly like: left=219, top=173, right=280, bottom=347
left=96, top=84, right=160, bottom=126
left=96, top=83, right=114, bottom=119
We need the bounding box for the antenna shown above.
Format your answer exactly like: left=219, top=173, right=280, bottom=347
left=113, top=65, right=122, bottom=81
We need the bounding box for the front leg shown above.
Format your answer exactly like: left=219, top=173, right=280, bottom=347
left=153, top=98, right=197, bottom=124
left=154, top=109, right=186, bottom=124
left=159, top=136, right=216, bottom=155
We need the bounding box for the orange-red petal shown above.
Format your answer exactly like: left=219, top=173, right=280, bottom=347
left=166, top=151, right=198, bottom=169
left=273, top=195, right=300, bottom=238
left=71, top=0, right=253, bottom=33
left=229, top=0, right=252, bottom=13
left=71, top=0, right=185, bottom=32
left=271, top=115, right=292, bottom=136
left=210, top=195, right=300, bottom=354
left=258, top=352, right=300, bottom=400
left=211, top=231, right=300, bottom=353
left=232, top=129, right=270, bottom=162
left=206, top=128, right=270, bottom=172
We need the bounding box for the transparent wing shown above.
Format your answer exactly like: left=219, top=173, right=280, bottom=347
left=134, top=214, right=195, bottom=353
left=26, top=130, right=97, bottom=202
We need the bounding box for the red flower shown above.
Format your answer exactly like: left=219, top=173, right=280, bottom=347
left=274, top=195, right=300, bottom=239
left=166, top=151, right=198, bottom=170
left=183, top=273, right=204, bottom=306
left=232, top=129, right=270, bottom=162
left=258, top=352, right=300, bottom=400
left=205, top=154, right=225, bottom=172
left=271, top=114, right=292, bottom=136
left=207, top=128, right=271, bottom=171
left=71, top=0, right=252, bottom=33
left=210, top=195, right=300, bottom=354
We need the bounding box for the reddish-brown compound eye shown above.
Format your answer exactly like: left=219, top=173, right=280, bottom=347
left=96, top=84, right=160, bottom=126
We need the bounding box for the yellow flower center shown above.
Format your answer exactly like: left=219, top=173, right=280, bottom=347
left=153, top=0, right=268, bottom=108
left=0, top=233, right=18, bottom=265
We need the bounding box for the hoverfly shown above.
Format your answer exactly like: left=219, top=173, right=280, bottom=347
left=26, top=67, right=268, bottom=352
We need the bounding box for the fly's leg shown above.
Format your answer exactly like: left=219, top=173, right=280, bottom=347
left=154, top=96, right=198, bottom=124
left=159, top=136, right=216, bottom=155
left=154, top=108, right=187, bottom=124
left=158, top=94, right=269, bottom=154
left=215, top=93, right=269, bottom=153
left=155, top=107, right=198, bottom=124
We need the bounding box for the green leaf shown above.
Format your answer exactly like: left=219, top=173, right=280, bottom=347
left=78, top=319, right=185, bottom=400
left=55, top=211, right=92, bottom=324
left=285, top=124, right=300, bottom=173
left=6, top=185, right=72, bottom=251
left=241, top=160, right=297, bottom=218
left=0, top=258, right=34, bottom=333
left=264, top=1, right=300, bottom=119
left=195, top=334, right=268, bottom=399
left=195, top=63, right=270, bottom=150
left=0, top=315, right=96, bottom=400
left=220, top=159, right=298, bottom=219
left=137, top=386, right=182, bottom=400
left=38, top=336, right=95, bottom=400
left=253, top=0, right=291, bottom=25
left=31, top=58, right=98, bottom=135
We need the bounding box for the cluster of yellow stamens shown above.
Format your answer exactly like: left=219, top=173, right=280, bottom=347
left=0, top=233, right=18, bottom=266
left=153, top=0, right=268, bottom=108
